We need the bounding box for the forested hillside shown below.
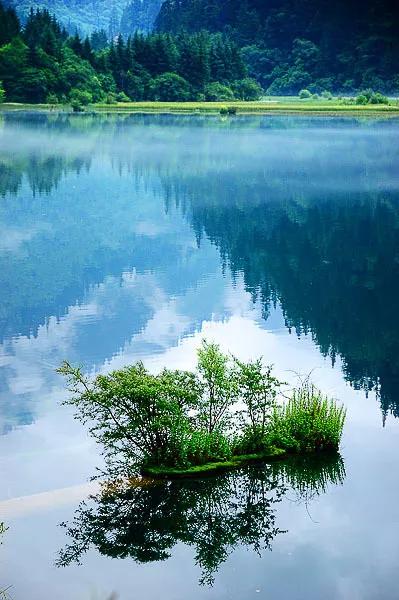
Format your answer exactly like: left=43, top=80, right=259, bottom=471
left=156, top=0, right=399, bottom=93
left=5, top=0, right=162, bottom=35
left=0, top=1, right=260, bottom=103
left=0, top=0, right=397, bottom=102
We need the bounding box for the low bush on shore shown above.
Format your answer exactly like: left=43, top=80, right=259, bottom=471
left=58, top=341, right=346, bottom=475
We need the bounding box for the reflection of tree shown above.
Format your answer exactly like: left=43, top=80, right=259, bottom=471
left=2, top=113, right=399, bottom=421
left=57, top=454, right=345, bottom=585
left=184, top=186, right=399, bottom=420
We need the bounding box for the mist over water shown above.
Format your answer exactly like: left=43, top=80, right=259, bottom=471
left=1, top=112, right=399, bottom=599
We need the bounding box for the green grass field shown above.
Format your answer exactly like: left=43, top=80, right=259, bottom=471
left=93, top=99, right=399, bottom=115
left=2, top=98, right=399, bottom=115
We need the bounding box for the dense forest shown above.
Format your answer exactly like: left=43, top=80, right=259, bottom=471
left=157, top=0, right=399, bottom=94
left=0, top=0, right=398, bottom=102
left=0, top=1, right=259, bottom=103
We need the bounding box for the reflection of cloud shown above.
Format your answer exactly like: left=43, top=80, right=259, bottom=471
left=0, top=481, right=98, bottom=519
left=0, top=223, right=51, bottom=253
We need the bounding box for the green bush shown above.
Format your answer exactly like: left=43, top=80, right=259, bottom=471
left=356, top=94, right=368, bottom=105
left=321, top=90, right=333, bottom=100
left=232, top=358, right=284, bottom=454
left=219, top=106, right=228, bottom=115
left=268, top=382, right=346, bottom=453
left=59, top=342, right=346, bottom=474
left=232, top=78, right=263, bottom=100
left=149, top=72, right=191, bottom=102
left=58, top=361, right=200, bottom=471
left=356, top=89, right=389, bottom=105
left=205, top=82, right=235, bottom=101
left=299, top=89, right=312, bottom=99
left=69, top=88, right=92, bottom=106
left=116, top=91, right=131, bottom=102
left=369, top=92, right=389, bottom=105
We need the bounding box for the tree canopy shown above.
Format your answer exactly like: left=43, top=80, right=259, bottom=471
left=0, top=2, right=256, bottom=103
left=156, top=0, right=399, bottom=94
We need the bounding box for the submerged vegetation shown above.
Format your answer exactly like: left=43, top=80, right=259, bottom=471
left=58, top=341, right=346, bottom=477
left=57, top=453, right=346, bottom=585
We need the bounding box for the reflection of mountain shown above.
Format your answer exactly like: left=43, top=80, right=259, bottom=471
left=0, top=113, right=223, bottom=344
left=57, top=454, right=345, bottom=585
left=1, top=113, right=399, bottom=424
left=184, top=187, right=399, bottom=420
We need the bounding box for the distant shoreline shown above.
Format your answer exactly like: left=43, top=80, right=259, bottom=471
left=2, top=101, right=399, bottom=117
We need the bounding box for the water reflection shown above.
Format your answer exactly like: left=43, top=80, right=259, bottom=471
left=1, top=112, right=399, bottom=425
left=57, top=453, right=345, bottom=585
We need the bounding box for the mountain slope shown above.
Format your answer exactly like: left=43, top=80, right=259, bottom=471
left=6, top=0, right=163, bottom=34
left=156, top=0, right=399, bottom=93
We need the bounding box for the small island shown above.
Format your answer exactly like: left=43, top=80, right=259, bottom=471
left=58, top=340, right=346, bottom=479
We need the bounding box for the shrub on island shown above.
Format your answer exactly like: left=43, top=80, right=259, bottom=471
left=58, top=341, right=346, bottom=478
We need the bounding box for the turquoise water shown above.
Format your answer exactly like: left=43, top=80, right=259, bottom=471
left=1, top=113, right=399, bottom=599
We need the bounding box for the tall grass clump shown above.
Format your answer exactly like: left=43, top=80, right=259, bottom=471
left=269, top=382, right=346, bottom=453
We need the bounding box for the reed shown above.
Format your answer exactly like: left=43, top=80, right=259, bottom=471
left=269, top=382, right=346, bottom=453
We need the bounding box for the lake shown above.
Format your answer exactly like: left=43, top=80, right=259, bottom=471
left=1, top=112, right=399, bottom=600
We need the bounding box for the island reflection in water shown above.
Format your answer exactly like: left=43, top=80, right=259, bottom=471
left=57, top=453, right=345, bottom=585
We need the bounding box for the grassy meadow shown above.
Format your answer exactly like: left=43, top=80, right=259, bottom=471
left=2, top=97, right=399, bottom=115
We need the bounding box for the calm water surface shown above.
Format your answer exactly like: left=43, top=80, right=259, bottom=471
left=1, top=112, right=399, bottom=599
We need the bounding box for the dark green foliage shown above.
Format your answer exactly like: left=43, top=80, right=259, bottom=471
left=69, top=88, right=92, bottom=105
left=0, top=2, right=20, bottom=46
left=232, top=77, right=262, bottom=100
left=116, top=90, right=131, bottom=102
left=205, top=82, right=234, bottom=101
left=0, top=1, right=250, bottom=103
left=356, top=89, right=389, bottom=105
left=299, top=89, right=312, bottom=99
left=3, top=0, right=398, bottom=99
left=149, top=71, right=191, bottom=101
left=157, top=0, right=399, bottom=94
